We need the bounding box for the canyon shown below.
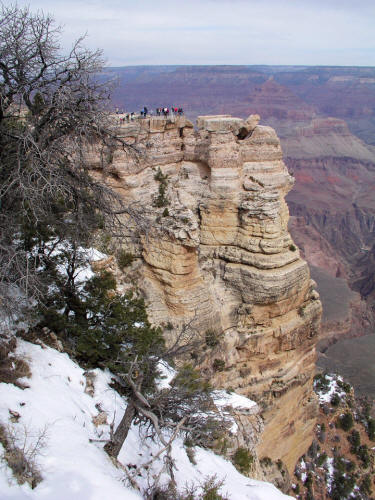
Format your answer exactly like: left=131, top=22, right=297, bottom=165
left=107, top=65, right=375, bottom=391
left=88, top=113, right=322, bottom=473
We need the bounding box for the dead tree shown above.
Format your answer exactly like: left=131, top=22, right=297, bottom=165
left=0, top=4, right=142, bottom=321
left=103, top=320, right=228, bottom=464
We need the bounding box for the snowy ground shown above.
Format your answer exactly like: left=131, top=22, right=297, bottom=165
left=0, top=341, right=292, bottom=499
left=314, top=373, right=348, bottom=404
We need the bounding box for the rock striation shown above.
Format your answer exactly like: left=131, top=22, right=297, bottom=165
left=87, top=114, right=322, bottom=473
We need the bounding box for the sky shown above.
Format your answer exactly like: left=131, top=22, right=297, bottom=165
left=13, top=0, right=375, bottom=67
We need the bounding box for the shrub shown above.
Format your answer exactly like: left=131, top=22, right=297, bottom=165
left=330, top=456, right=356, bottom=500
left=367, top=417, right=375, bottom=440
left=337, top=379, right=351, bottom=394
left=205, top=330, right=220, bottom=347
left=337, top=412, right=353, bottom=431
left=345, top=460, right=355, bottom=472
left=150, top=481, right=179, bottom=499
left=317, top=452, right=327, bottom=466
left=314, top=373, right=330, bottom=393
left=356, top=444, right=370, bottom=467
left=154, top=167, right=169, bottom=208
left=347, top=429, right=360, bottom=450
left=260, top=456, right=272, bottom=467
left=0, top=337, right=31, bottom=388
left=212, top=359, right=225, bottom=372
left=41, top=269, right=165, bottom=384
left=360, top=474, right=372, bottom=495
left=304, top=472, right=313, bottom=491
left=200, top=475, right=228, bottom=500
left=330, top=476, right=355, bottom=500
left=330, top=393, right=341, bottom=407
left=307, top=440, right=319, bottom=459
left=97, top=232, right=112, bottom=253
left=232, top=447, right=254, bottom=474
left=0, top=423, right=47, bottom=489
left=363, top=399, right=372, bottom=419
left=173, top=364, right=211, bottom=394
left=151, top=476, right=229, bottom=500
left=289, top=244, right=297, bottom=252
left=116, top=250, right=135, bottom=270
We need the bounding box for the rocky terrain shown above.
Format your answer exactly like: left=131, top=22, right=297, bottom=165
left=293, top=372, right=375, bottom=499
left=106, top=66, right=375, bottom=360
left=87, top=113, right=322, bottom=473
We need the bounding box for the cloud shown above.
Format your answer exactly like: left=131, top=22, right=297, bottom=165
left=13, top=0, right=375, bottom=66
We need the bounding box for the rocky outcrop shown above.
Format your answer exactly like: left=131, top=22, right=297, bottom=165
left=88, top=114, right=322, bottom=473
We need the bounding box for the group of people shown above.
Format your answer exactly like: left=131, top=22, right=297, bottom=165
left=115, top=105, right=184, bottom=123
left=117, top=112, right=136, bottom=123
left=155, top=107, right=184, bottom=117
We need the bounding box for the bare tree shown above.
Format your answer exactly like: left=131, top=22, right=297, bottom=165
left=0, top=4, right=134, bottom=320
left=103, top=319, right=228, bottom=465
left=103, top=349, right=230, bottom=494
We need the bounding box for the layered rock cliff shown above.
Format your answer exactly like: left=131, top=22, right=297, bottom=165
left=87, top=114, right=322, bottom=472
left=283, top=117, right=375, bottom=342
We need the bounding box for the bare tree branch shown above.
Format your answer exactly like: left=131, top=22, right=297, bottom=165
left=0, top=4, right=143, bottom=320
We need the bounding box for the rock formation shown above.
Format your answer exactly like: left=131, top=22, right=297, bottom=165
left=106, top=64, right=375, bottom=399
left=87, top=114, right=322, bottom=473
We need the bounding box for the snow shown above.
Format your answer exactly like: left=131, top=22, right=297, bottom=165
left=212, top=390, right=258, bottom=411
left=38, top=241, right=108, bottom=291
left=81, top=248, right=107, bottom=262
left=315, top=374, right=346, bottom=404
left=297, top=458, right=307, bottom=483
left=210, top=390, right=258, bottom=434
left=45, top=242, right=106, bottom=264
left=325, top=457, right=334, bottom=490
left=173, top=446, right=291, bottom=500
left=73, top=247, right=108, bottom=285
left=155, top=360, right=177, bottom=390
left=0, top=342, right=136, bottom=500
left=1, top=244, right=107, bottom=336
left=0, top=341, right=292, bottom=499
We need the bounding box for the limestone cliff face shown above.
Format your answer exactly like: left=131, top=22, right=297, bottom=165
left=88, top=114, right=322, bottom=472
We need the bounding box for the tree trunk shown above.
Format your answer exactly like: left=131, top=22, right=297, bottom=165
left=104, top=399, right=136, bottom=458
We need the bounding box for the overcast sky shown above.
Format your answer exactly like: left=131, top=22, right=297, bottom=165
left=14, top=0, right=375, bottom=66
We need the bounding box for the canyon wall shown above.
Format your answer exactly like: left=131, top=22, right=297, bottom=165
left=88, top=114, right=322, bottom=472
left=283, top=118, right=375, bottom=341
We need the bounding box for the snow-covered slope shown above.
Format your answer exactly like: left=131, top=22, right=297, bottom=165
left=0, top=341, right=292, bottom=499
